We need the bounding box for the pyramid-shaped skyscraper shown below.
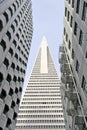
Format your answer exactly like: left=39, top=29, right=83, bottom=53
left=16, top=37, right=65, bottom=130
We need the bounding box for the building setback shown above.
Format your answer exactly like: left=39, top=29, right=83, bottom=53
left=0, top=0, right=33, bottom=130
left=15, top=37, right=65, bottom=130
left=59, top=0, right=87, bottom=130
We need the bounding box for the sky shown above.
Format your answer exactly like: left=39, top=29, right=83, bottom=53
left=23, top=0, right=64, bottom=93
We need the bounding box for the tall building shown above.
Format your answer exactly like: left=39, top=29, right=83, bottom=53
left=15, top=37, right=65, bottom=130
left=0, top=0, right=33, bottom=130
left=59, top=0, right=87, bottom=130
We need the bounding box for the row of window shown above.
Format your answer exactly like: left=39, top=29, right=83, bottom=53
left=20, top=105, right=62, bottom=109
left=0, top=0, right=21, bottom=31
left=65, top=7, right=73, bottom=28
left=19, top=110, right=63, bottom=113
left=24, top=94, right=61, bottom=97
left=0, top=71, right=24, bottom=84
left=29, top=82, right=60, bottom=84
left=26, top=88, right=60, bottom=91
left=66, top=0, right=87, bottom=22
left=64, top=24, right=87, bottom=59
left=0, top=1, right=32, bottom=58
left=0, top=0, right=31, bottom=32
left=64, top=47, right=87, bottom=97
left=23, top=98, right=61, bottom=101
left=2, top=101, right=19, bottom=115
left=18, top=114, right=64, bottom=118
left=17, top=119, right=64, bottom=123
left=21, top=101, right=62, bottom=104
left=16, top=125, right=65, bottom=129
left=25, top=91, right=60, bottom=94
left=66, top=0, right=74, bottom=8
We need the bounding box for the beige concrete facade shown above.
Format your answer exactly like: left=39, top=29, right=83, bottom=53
left=0, top=0, right=33, bottom=130
left=59, top=0, right=87, bottom=130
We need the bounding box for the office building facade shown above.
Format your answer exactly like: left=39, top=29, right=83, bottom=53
left=16, top=37, right=65, bottom=130
left=59, top=0, right=87, bottom=130
left=0, top=0, right=33, bottom=130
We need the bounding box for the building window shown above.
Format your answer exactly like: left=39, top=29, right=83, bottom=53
left=68, top=0, right=71, bottom=4
left=79, top=30, right=83, bottom=46
left=70, top=15, right=73, bottom=27
left=82, top=2, right=87, bottom=23
left=6, top=74, right=11, bottom=84
left=3, top=104, right=9, bottom=114
left=67, top=11, right=70, bottom=21
left=9, top=88, right=13, bottom=96
left=68, top=40, right=71, bottom=49
left=15, top=53, right=18, bottom=60
left=76, top=0, right=80, bottom=14
left=13, top=39, right=17, bottom=47
left=0, top=72, right=3, bottom=85
left=11, top=24, right=15, bottom=32
left=11, top=62, right=15, bottom=70
left=4, top=58, right=9, bottom=68
left=8, top=7, right=13, bottom=16
left=3, top=11, right=9, bottom=22
left=16, top=33, right=19, bottom=39
left=14, top=19, right=18, bottom=26
left=6, top=118, right=11, bottom=127
left=0, top=39, right=6, bottom=51
left=13, top=75, right=17, bottom=83
left=85, top=52, right=87, bottom=58
left=72, top=0, right=74, bottom=8
left=72, top=49, right=74, bottom=59
left=0, top=19, right=3, bottom=32
left=9, top=47, right=13, bottom=56
left=11, top=101, right=15, bottom=108
left=0, top=89, right=6, bottom=100
left=16, top=0, right=19, bottom=8
left=66, top=33, right=68, bottom=42
left=74, top=22, right=78, bottom=35
left=12, top=3, right=16, bottom=12
left=65, top=7, right=67, bottom=17
left=81, top=76, right=87, bottom=93
left=76, top=60, right=79, bottom=73
left=6, top=31, right=11, bottom=40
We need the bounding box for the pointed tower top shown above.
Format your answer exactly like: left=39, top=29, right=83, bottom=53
left=40, top=36, right=48, bottom=73
left=41, top=36, right=48, bottom=48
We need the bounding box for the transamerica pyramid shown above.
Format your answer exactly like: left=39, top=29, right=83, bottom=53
left=15, top=37, right=65, bottom=130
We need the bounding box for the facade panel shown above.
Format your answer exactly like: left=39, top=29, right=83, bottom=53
left=0, top=0, right=33, bottom=130
left=59, top=0, right=87, bottom=130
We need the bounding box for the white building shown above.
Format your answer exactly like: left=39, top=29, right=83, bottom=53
left=59, top=0, right=87, bottom=130
left=16, top=37, right=65, bottom=130
left=0, top=0, right=33, bottom=130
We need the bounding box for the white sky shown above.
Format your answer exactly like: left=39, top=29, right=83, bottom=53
left=23, top=0, right=64, bottom=94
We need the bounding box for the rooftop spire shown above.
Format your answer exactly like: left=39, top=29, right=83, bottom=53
left=41, top=36, right=48, bottom=47
left=40, top=36, right=48, bottom=73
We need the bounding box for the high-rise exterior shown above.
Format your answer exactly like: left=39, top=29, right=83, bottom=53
left=59, top=0, right=87, bottom=130
left=0, top=0, right=33, bottom=130
left=16, top=37, right=65, bottom=130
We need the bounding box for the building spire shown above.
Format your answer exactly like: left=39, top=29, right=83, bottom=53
left=40, top=36, right=48, bottom=73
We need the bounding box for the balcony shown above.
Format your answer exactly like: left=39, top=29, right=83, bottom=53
left=59, top=53, right=67, bottom=64
left=61, top=63, right=70, bottom=75
left=67, top=108, right=75, bottom=116
left=65, top=90, right=79, bottom=109
left=66, top=75, right=73, bottom=84
left=75, top=116, right=84, bottom=125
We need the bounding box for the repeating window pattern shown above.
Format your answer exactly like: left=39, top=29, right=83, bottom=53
left=0, top=0, right=33, bottom=130
left=62, top=0, right=87, bottom=129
